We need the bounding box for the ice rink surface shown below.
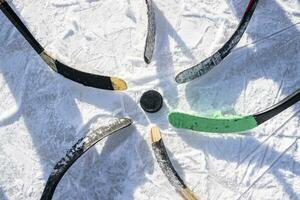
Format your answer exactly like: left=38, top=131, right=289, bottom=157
left=0, top=0, right=300, bottom=199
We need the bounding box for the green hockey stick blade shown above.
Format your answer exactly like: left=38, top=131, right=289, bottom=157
left=168, top=112, right=258, bottom=133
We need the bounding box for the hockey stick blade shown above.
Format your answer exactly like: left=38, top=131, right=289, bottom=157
left=151, top=126, right=199, bottom=200
left=175, top=0, right=259, bottom=84
left=40, top=118, right=132, bottom=200
left=0, top=1, right=127, bottom=91
left=169, top=89, right=300, bottom=133
left=144, top=0, right=156, bottom=64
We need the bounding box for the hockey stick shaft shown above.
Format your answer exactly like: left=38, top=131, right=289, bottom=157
left=254, top=89, right=300, bottom=125
left=0, top=0, right=44, bottom=54
left=218, top=0, right=258, bottom=59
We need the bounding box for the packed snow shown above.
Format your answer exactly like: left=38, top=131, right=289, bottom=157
left=0, top=0, right=300, bottom=199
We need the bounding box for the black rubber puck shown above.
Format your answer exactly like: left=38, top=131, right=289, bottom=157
left=140, top=90, right=163, bottom=113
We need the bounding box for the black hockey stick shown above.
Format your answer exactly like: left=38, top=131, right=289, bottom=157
left=144, top=0, right=156, bottom=64
left=40, top=118, right=132, bottom=200
left=0, top=0, right=127, bottom=91
left=151, top=126, right=199, bottom=200
left=175, top=0, right=259, bottom=84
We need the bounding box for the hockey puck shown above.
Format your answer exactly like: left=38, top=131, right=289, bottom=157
left=140, top=90, right=163, bottom=113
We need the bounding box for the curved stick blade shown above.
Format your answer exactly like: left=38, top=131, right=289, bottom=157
left=169, top=89, right=300, bottom=133
left=168, top=112, right=257, bottom=133
left=175, top=0, right=259, bottom=84
left=40, top=51, right=127, bottom=91
left=144, top=0, right=156, bottom=64
left=40, top=118, right=132, bottom=200
left=151, top=126, right=199, bottom=200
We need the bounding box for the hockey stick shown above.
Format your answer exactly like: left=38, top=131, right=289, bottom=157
left=40, top=118, right=132, bottom=200
left=0, top=0, right=127, bottom=91
left=144, top=0, right=156, bottom=64
left=169, top=89, right=300, bottom=133
left=175, top=0, right=259, bottom=84
left=151, top=126, right=199, bottom=200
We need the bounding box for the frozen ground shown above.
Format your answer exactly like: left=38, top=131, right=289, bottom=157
left=0, top=0, right=300, bottom=199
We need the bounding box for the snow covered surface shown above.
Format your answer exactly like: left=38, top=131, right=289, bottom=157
left=0, top=0, right=300, bottom=199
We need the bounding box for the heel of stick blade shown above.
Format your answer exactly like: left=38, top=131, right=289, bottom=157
left=40, top=51, right=57, bottom=71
